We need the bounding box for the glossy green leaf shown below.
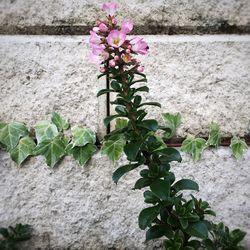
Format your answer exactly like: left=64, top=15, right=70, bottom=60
left=97, top=88, right=115, bottom=97
left=143, top=190, right=159, bottom=204
left=150, top=179, right=170, bottom=200
left=138, top=102, right=161, bottom=108
left=101, top=136, right=126, bottom=162
left=111, top=80, right=120, bottom=91
left=146, top=224, right=174, bottom=241
left=134, top=178, right=152, bottom=190
left=230, top=136, right=248, bottom=159
left=115, top=118, right=128, bottom=129
left=124, top=141, right=141, bottom=161
left=138, top=119, right=158, bottom=131
left=51, top=112, right=69, bottom=131
left=206, top=122, right=221, bottom=147
left=68, top=143, right=96, bottom=166
left=181, top=135, right=206, bottom=161
left=161, top=112, right=181, bottom=139
left=71, top=126, right=96, bottom=147
left=138, top=205, right=160, bottom=230
left=104, top=115, right=122, bottom=127
left=0, top=122, right=29, bottom=151
left=135, top=86, right=149, bottom=93
left=172, top=179, right=199, bottom=192
left=134, top=95, right=142, bottom=107
left=185, top=221, right=208, bottom=239
left=10, top=137, right=36, bottom=166
left=112, top=164, right=139, bottom=184
left=34, top=121, right=58, bottom=144
left=34, top=135, right=67, bottom=167
left=155, top=148, right=182, bottom=163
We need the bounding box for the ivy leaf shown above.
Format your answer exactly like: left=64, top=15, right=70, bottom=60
left=185, top=221, right=208, bottom=239
left=34, top=135, right=67, bottom=167
left=181, top=135, right=206, bottom=161
left=51, top=112, right=69, bottom=131
left=150, top=179, right=170, bottom=200
left=71, top=126, right=96, bottom=147
left=34, top=121, right=58, bottom=144
left=115, top=118, right=128, bottom=129
left=112, top=163, right=139, bottom=184
left=0, top=122, right=29, bottom=151
left=230, top=136, right=248, bottom=159
left=10, top=137, right=36, bottom=166
left=138, top=205, right=161, bottom=230
left=146, top=224, right=174, bottom=241
left=101, top=136, right=126, bottom=162
left=172, top=179, right=199, bottom=193
left=68, top=143, right=96, bottom=166
left=206, top=122, right=221, bottom=147
left=162, top=112, right=181, bottom=139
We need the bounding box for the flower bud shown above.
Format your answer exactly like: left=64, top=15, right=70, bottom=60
left=109, top=59, right=116, bottom=67
left=99, top=22, right=108, bottom=32
left=114, top=55, right=119, bottom=61
left=100, top=67, right=106, bottom=73
left=137, top=65, right=144, bottom=73
left=126, top=49, right=131, bottom=54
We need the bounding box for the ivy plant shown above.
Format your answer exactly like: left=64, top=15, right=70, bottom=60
left=0, top=112, right=97, bottom=168
left=90, top=3, right=246, bottom=249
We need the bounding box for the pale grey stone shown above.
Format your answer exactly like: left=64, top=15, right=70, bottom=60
left=0, top=148, right=249, bottom=249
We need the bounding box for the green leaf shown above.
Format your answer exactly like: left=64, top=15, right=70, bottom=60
left=150, top=179, right=170, bottom=200
left=101, top=136, right=126, bottom=162
left=138, top=102, right=161, bottom=108
left=104, top=115, right=122, bottom=127
left=0, top=122, right=29, bottom=151
left=143, top=190, right=160, bottom=204
left=185, top=221, right=208, bottom=239
left=71, top=126, right=96, bottom=147
left=181, top=135, right=206, bottom=161
left=124, top=141, right=141, bottom=161
left=97, top=88, right=115, bottom=97
left=206, top=122, right=221, bottom=147
left=10, top=137, right=36, bottom=166
left=134, top=95, right=142, bottom=107
left=34, top=135, right=67, bottom=167
left=155, top=148, right=182, bottom=163
left=68, top=143, right=96, bottom=166
left=34, top=121, right=58, bottom=144
left=135, top=86, right=149, bottom=93
left=134, top=178, right=152, bottom=190
left=115, top=118, right=128, bottom=129
left=146, top=224, right=174, bottom=241
left=51, top=112, right=69, bottom=131
left=138, top=119, right=158, bottom=131
left=138, top=205, right=160, bottom=230
left=230, top=229, right=246, bottom=245
left=112, top=164, right=139, bottom=184
left=162, top=112, right=181, bottom=139
left=230, top=136, right=248, bottom=159
left=110, top=80, right=121, bottom=91
left=172, top=179, right=199, bottom=192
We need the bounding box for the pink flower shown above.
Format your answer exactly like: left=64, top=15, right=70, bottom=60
left=107, top=30, right=126, bottom=48
left=90, top=46, right=109, bottom=65
left=102, top=2, right=118, bottom=16
left=89, top=31, right=101, bottom=46
left=121, top=20, right=133, bottom=34
left=137, top=65, right=144, bottom=72
left=99, top=23, right=108, bottom=32
left=130, top=37, right=149, bottom=55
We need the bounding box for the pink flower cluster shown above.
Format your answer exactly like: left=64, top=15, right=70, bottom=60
left=89, top=2, right=148, bottom=73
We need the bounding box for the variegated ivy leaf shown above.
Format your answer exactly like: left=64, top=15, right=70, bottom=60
left=102, top=135, right=126, bottom=162
left=34, top=121, right=58, bottom=144
left=115, top=118, right=128, bottom=129
left=181, top=135, right=207, bottom=161
left=34, top=135, right=67, bottom=168
left=206, top=122, right=221, bottom=147
left=68, top=143, right=97, bottom=166
left=161, top=112, right=181, bottom=139
left=230, top=136, right=248, bottom=159
left=0, top=122, right=29, bottom=151
left=10, top=136, right=36, bottom=166
left=71, top=126, right=96, bottom=147
left=51, top=112, right=69, bottom=131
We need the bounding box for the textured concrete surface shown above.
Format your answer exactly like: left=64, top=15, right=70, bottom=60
left=0, top=35, right=106, bottom=137
left=112, top=35, right=250, bottom=137
left=0, top=149, right=249, bottom=249
left=0, top=0, right=249, bottom=34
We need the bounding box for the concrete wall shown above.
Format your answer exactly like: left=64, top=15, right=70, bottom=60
left=0, top=1, right=250, bottom=249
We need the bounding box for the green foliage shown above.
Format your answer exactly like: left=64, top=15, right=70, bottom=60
left=115, top=118, right=128, bottom=129
left=230, top=136, right=248, bottom=159
left=161, top=112, right=181, bottom=139
left=10, top=136, right=36, bottom=166
left=0, top=223, right=32, bottom=250
left=181, top=135, right=207, bottom=161
left=0, top=113, right=96, bottom=168
left=206, top=122, right=221, bottom=147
